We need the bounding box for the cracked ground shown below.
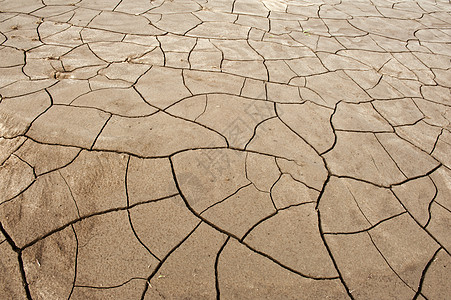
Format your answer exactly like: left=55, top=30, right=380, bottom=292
left=0, top=0, right=450, bottom=299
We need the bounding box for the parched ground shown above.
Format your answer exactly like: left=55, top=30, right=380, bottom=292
left=0, top=0, right=450, bottom=299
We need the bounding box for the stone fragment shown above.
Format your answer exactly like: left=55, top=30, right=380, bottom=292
left=288, top=77, right=306, bottom=86
left=193, top=10, right=236, bottom=22
left=336, top=35, right=384, bottom=51
left=31, top=5, right=75, bottom=20
left=421, top=85, right=450, bottom=106
left=432, top=68, right=451, bottom=87
left=234, top=0, right=268, bottom=16
left=269, top=19, right=302, bottom=35
left=415, top=52, right=451, bottom=69
left=366, top=77, right=406, bottom=100
left=23, top=57, right=61, bottom=80
left=379, top=58, right=417, bottom=80
left=393, top=53, right=436, bottom=85
left=65, top=8, right=99, bottom=27
left=3, top=27, right=42, bottom=51
left=114, top=0, right=158, bottom=14
left=416, top=28, right=451, bottom=43
left=286, top=3, right=319, bottom=16
left=323, top=19, right=367, bottom=37
left=385, top=77, right=422, bottom=98
left=77, top=0, right=119, bottom=10
left=158, top=34, right=196, bottom=52
left=339, top=50, right=391, bottom=70
left=0, top=0, right=43, bottom=13
left=41, top=25, right=82, bottom=48
left=377, top=6, right=423, bottom=19
left=297, top=18, right=330, bottom=36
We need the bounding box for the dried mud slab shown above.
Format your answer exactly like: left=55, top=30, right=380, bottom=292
left=0, top=0, right=449, bottom=298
